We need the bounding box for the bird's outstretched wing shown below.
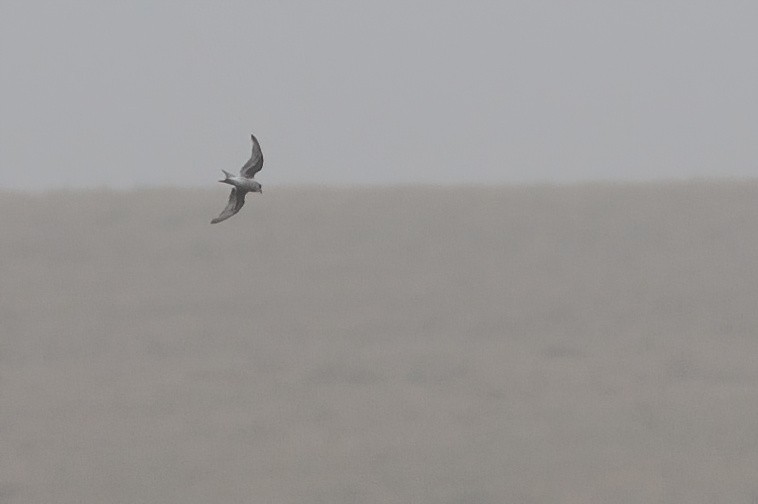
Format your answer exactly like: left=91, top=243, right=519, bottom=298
left=211, top=188, right=246, bottom=224
left=239, top=133, right=264, bottom=179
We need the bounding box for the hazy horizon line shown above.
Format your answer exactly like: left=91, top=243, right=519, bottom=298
left=2, top=175, right=758, bottom=195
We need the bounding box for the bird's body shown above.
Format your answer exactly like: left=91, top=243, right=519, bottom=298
left=211, top=134, right=264, bottom=224
left=223, top=174, right=262, bottom=193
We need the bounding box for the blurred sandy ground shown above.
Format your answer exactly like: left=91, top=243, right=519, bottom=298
left=2, top=182, right=758, bottom=503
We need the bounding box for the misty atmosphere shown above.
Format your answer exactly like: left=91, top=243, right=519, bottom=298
left=2, top=182, right=758, bottom=503
left=2, top=2, right=758, bottom=189
left=3, top=1, right=758, bottom=503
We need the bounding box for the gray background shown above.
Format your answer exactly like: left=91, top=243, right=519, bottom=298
left=2, top=0, right=757, bottom=189
left=3, top=183, right=758, bottom=503
left=3, top=2, right=758, bottom=503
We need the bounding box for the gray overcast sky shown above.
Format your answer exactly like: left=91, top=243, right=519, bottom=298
left=1, top=1, right=757, bottom=189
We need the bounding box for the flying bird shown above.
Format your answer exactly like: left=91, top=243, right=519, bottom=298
left=211, top=133, right=264, bottom=224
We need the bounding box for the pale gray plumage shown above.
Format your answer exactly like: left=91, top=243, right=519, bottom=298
left=211, top=134, right=264, bottom=224
left=240, top=134, right=264, bottom=179
left=211, top=187, right=246, bottom=224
